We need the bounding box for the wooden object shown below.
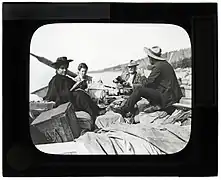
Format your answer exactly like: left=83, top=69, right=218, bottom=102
left=31, top=102, right=81, bottom=144
left=173, top=97, right=191, bottom=110
left=30, top=53, right=77, bottom=78
left=172, top=103, right=191, bottom=110
left=29, top=101, right=55, bottom=111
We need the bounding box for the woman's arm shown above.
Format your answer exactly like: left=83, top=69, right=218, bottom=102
left=143, top=67, right=161, bottom=88
left=43, top=78, right=55, bottom=101
left=43, top=77, right=61, bottom=106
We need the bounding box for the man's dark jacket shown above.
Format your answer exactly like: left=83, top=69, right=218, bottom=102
left=142, top=60, right=183, bottom=108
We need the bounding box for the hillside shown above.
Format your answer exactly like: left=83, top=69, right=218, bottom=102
left=89, top=48, right=191, bottom=73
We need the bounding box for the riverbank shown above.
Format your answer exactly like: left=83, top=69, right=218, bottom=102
left=89, top=67, right=192, bottom=87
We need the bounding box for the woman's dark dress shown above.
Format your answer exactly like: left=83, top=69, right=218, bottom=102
left=43, top=74, right=99, bottom=121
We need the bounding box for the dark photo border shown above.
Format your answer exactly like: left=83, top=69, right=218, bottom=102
left=2, top=3, right=218, bottom=177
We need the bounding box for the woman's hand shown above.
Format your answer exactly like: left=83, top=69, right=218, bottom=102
left=70, top=81, right=83, bottom=91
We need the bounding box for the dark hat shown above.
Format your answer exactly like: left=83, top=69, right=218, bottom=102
left=127, top=60, right=139, bottom=67
left=52, top=56, right=73, bottom=68
left=144, top=46, right=166, bottom=61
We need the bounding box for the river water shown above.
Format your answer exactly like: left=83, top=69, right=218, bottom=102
left=88, top=71, right=122, bottom=87
left=88, top=69, right=191, bottom=99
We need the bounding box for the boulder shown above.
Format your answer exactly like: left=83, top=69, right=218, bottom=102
left=30, top=94, right=43, bottom=102
left=134, top=111, right=168, bottom=125
left=136, top=98, right=150, bottom=112
left=75, top=111, right=93, bottom=131
left=95, top=111, right=125, bottom=128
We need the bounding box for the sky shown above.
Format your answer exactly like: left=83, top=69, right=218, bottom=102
left=30, top=23, right=191, bottom=92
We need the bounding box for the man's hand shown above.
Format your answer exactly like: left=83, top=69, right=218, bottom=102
left=133, top=83, right=142, bottom=88
left=122, top=81, right=131, bottom=87
left=51, top=101, right=56, bottom=108
left=122, top=81, right=127, bottom=86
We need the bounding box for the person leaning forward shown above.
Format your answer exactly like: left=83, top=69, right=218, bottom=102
left=113, top=60, right=144, bottom=95
left=112, top=46, right=183, bottom=116
left=73, top=63, right=92, bottom=91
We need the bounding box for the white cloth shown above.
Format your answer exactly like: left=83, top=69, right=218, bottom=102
left=29, top=94, right=43, bottom=102
left=127, top=74, right=135, bottom=86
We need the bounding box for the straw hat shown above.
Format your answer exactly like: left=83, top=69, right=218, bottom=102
left=144, top=46, right=166, bottom=61
left=127, top=60, right=139, bottom=67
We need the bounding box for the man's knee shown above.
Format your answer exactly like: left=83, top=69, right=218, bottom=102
left=133, top=86, right=143, bottom=96
left=75, top=90, right=87, bottom=97
left=134, top=86, right=141, bottom=93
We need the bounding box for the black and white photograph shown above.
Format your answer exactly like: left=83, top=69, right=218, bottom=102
left=29, top=23, right=192, bottom=155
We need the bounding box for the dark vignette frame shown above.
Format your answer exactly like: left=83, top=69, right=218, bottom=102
left=2, top=3, right=218, bottom=177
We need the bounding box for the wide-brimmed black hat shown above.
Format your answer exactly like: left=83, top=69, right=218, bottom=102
left=52, top=56, right=73, bottom=68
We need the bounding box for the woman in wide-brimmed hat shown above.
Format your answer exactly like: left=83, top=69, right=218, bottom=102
left=51, top=56, right=73, bottom=69
left=43, top=56, right=104, bottom=125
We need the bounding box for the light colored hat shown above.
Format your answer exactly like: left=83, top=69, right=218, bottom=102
left=127, top=60, right=139, bottom=67
left=144, top=46, right=166, bottom=61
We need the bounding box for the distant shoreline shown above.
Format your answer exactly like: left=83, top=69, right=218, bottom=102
left=89, top=67, right=191, bottom=74
left=89, top=69, right=122, bottom=74
left=89, top=48, right=191, bottom=73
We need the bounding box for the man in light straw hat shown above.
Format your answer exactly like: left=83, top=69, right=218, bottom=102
left=112, top=46, right=183, bottom=117
left=113, top=60, right=143, bottom=88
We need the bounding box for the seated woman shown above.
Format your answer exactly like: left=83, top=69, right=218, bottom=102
left=73, top=63, right=92, bottom=91
left=43, top=57, right=104, bottom=124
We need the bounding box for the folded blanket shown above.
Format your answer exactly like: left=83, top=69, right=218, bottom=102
left=75, top=122, right=189, bottom=155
